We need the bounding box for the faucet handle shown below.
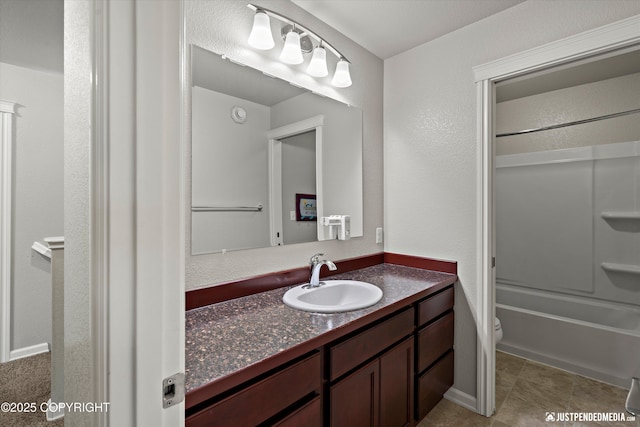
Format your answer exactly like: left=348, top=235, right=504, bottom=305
left=310, top=253, right=324, bottom=265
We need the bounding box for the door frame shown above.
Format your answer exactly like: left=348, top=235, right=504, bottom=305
left=88, top=0, right=186, bottom=425
left=268, top=115, right=324, bottom=245
left=473, top=14, right=640, bottom=417
left=0, top=101, right=16, bottom=363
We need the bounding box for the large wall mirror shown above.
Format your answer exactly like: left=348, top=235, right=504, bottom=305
left=191, top=45, right=363, bottom=255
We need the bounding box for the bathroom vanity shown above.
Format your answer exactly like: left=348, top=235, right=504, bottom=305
left=185, top=262, right=456, bottom=426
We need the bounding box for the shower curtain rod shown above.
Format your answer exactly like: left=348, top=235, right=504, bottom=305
left=496, top=107, right=640, bottom=138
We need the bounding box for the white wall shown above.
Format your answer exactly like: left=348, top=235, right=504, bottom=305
left=497, top=72, right=640, bottom=155
left=0, top=62, right=63, bottom=353
left=384, top=0, right=640, bottom=398
left=191, top=86, right=271, bottom=254
left=186, top=0, right=383, bottom=290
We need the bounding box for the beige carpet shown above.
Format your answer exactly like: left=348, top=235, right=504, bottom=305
left=0, top=352, right=64, bottom=426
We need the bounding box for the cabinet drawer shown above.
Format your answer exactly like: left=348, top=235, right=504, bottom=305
left=418, top=287, right=453, bottom=327
left=417, top=311, right=454, bottom=373
left=186, top=353, right=321, bottom=427
left=416, top=350, right=454, bottom=421
left=330, top=308, right=414, bottom=381
left=274, top=396, right=322, bottom=427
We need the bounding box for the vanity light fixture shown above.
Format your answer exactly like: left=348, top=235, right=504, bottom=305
left=307, top=43, right=329, bottom=77
left=247, top=4, right=352, bottom=88
left=331, top=58, right=352, bottom=88
left=280, top=25, right=304, bottom=64
left=247, top=9, right=275, bottom=50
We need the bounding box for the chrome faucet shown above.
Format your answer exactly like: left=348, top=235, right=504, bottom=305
left=307, top=253, right=337, bottom=288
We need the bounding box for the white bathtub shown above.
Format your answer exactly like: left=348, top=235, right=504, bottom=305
left=496, top=282, right=640, bottom=388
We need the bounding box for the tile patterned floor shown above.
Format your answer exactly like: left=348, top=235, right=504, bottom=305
left=418, top=351, right=639, bottom=427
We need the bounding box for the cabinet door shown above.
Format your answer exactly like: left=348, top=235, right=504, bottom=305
left=380, top=337, right=414, bottom=427
left=330, top=359, right=379, bottom=427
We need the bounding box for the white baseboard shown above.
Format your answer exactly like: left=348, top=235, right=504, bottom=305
left=444, top=387, right=478, bottom=413
left=498, top=343, right=630, bottom=389
left=9, top=342, right=50, bottom=361
left=46, top=398, right=65, bottom=421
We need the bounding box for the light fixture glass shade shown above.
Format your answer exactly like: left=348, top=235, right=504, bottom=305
left=248, top=11, right=274, bottom=50
left=307, top=46, right=328, bottom=77
left=332, top=59, right=352, bottom=88
left=280, top=30, right=304, bottom=64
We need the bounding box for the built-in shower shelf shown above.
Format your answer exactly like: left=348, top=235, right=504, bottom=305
left=601, top=212, right=640, bottom=220
left=601, top=262, right=640, bottom=275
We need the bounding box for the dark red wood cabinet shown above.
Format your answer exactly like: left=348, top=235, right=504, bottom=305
left=415, top=287, right=455, bottom=420
left=330, top=326, right=414, bottom=427
left=185, top=285, right=454, bottom=426
left=273, top=396, right=322, bottom=427
left=330, top=358, right=380, bottom=427
left=185, top=353, right=321, bottom=427
left=417, top=350, right=454, bottom=420
left=379, top=337, right=414, bottom=427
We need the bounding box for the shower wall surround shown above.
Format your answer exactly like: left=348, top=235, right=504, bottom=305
left=496, top=71, right=640, bottom=305
left=496, top=141, right=640, bottom=305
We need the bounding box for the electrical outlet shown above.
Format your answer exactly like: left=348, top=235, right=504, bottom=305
left=290, top=211, right=296, bottom=221
left=375, top=227, right=383, bottom=244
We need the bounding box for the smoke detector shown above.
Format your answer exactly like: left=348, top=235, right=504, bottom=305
left=231, top=106, right=247, bottom=124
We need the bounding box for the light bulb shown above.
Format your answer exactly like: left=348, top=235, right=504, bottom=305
left=280, top=30, right=303, bottom=64
left=332, top=59, right=352, bottom=88
left=307, top=46, right=328, bottom=77
left=248, top=10, right=274, bottom=50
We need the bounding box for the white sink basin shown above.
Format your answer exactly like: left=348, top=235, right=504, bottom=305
left=283, top=280, right=383, bottom=313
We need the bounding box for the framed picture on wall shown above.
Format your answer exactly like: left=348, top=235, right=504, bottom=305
left=296, top=194, right=317, bottom=221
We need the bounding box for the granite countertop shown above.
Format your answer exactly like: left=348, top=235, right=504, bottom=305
left=185, top=263, right=457, bottom=395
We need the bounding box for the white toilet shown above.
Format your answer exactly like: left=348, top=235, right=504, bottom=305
left=495, top=317, right=503, bottom=343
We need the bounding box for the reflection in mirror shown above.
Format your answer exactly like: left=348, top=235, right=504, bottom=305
left=278, top=131, right=316, bottom=246
left=191, top=45, right=363, bottom=255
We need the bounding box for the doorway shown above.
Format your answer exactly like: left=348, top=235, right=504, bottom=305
left=268, top=115, right=324, bottom=246
left=493, top=46, right=640, bottom=387
left=473, top=15, right=640, bottom=416
left=277, top=130, right=317, bottom=245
